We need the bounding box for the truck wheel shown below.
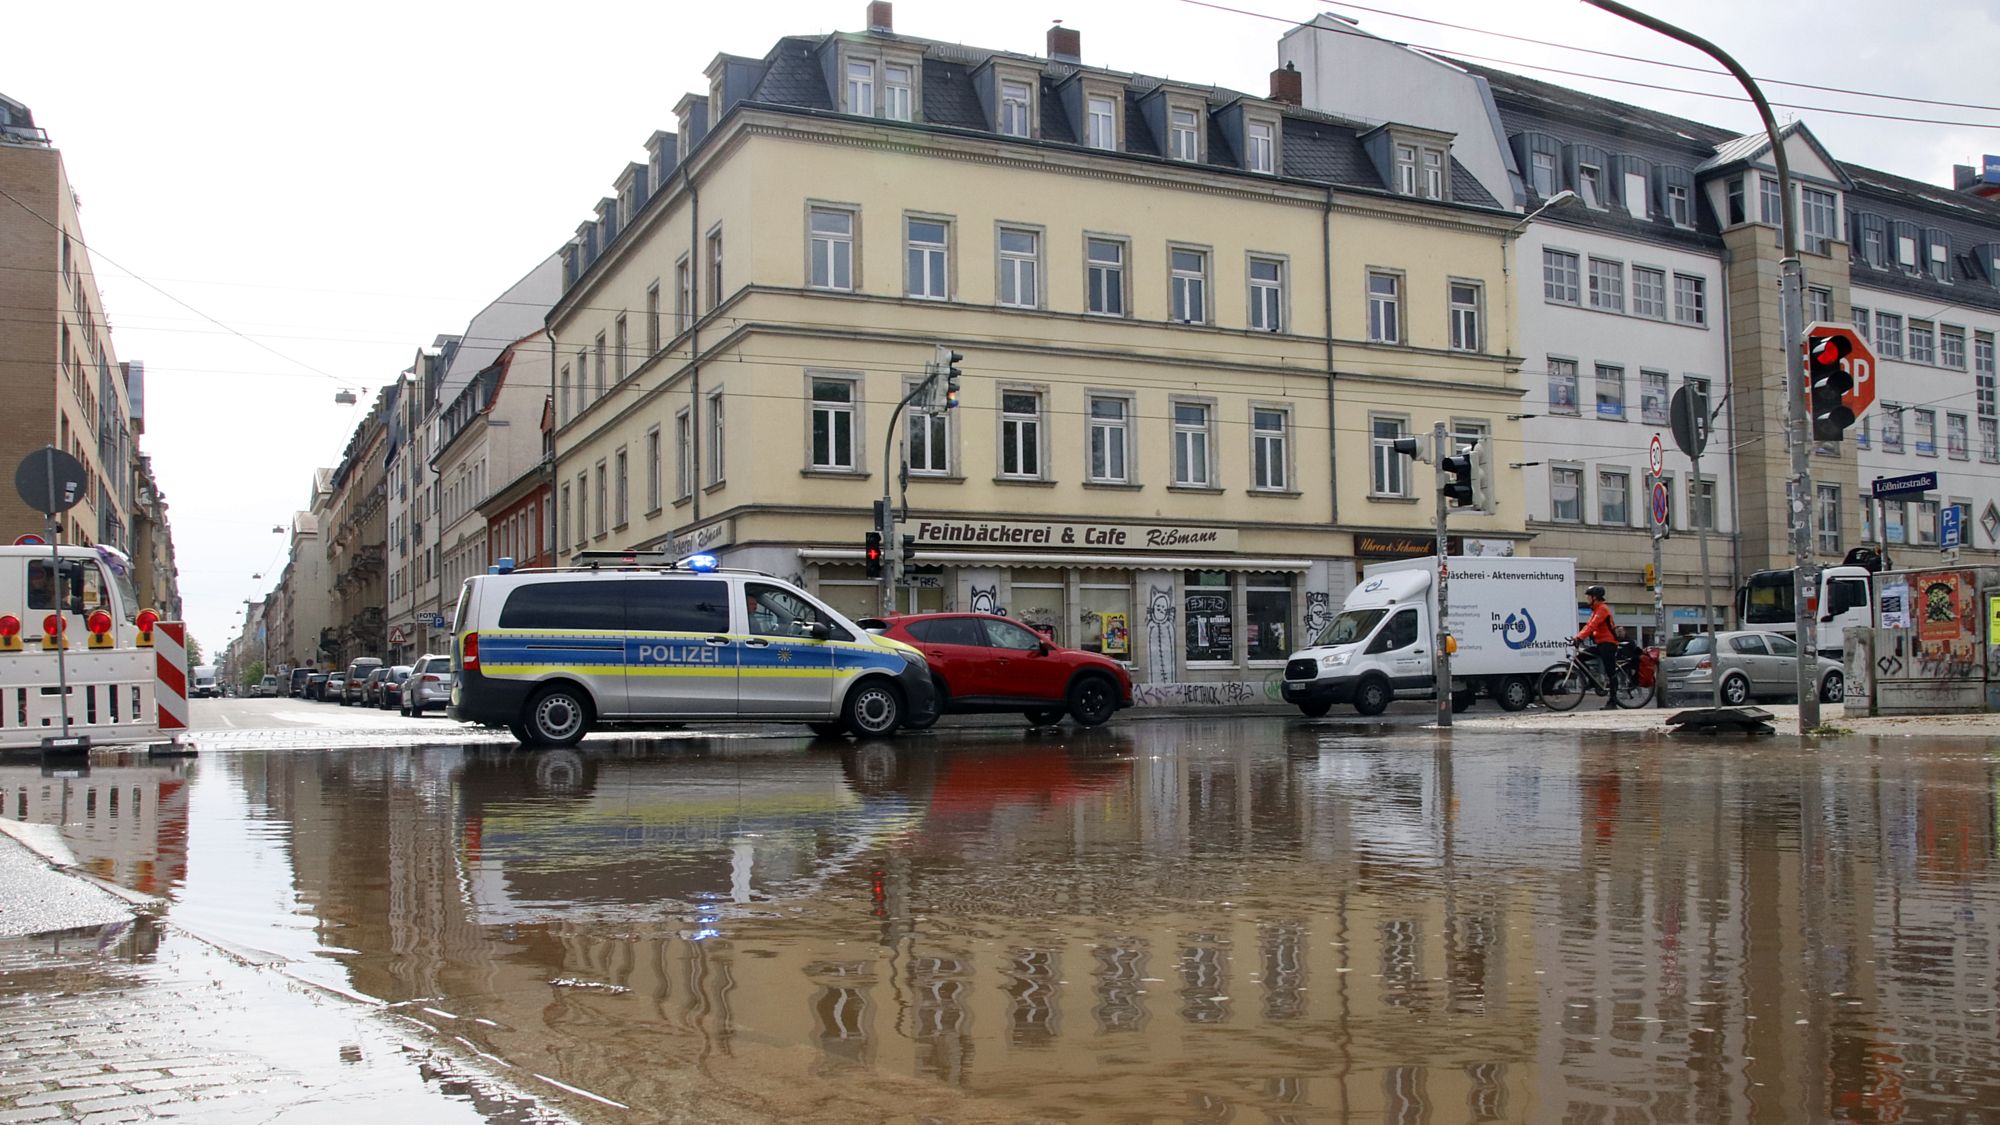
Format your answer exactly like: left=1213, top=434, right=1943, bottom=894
left=1495, top=676, right=1533, bottom=712
left=842, top=679, right=903, bottom=738
left=1353, top=676, right=1392, bottom=717
left=1297, top=700, right=1332, bottom=719
left=521, top=684, right=591, bottom=747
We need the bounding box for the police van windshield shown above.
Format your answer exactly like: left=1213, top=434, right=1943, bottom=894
left=1313, top=608, right=1387, bottom=647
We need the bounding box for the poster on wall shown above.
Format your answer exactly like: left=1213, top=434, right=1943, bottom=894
left=1185, top=591, right=1231, bottom=662
left=1917, top=573, right=1964, bottom=643
left=1880, top=581, right=1910, bottom=630
left=1100, top=612, right=1130, bottom=655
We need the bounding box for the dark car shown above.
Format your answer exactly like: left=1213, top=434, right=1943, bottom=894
left=306, top=672, right=330, bottom=700
left=289, top=667, right=312, bottom=697
left=361, top=667, right=394, bottom=707
left=866, top=612, right=1133, bottom=727
left=377, top=665, right=414, bottom=710
left=342, top=658, right=383, bottom=706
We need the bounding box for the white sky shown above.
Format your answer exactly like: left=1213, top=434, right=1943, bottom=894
left=8, top=0, right=1996, bottom=655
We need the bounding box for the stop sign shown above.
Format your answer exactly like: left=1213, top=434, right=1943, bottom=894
left=1804, top=320, right=1876, bottom=418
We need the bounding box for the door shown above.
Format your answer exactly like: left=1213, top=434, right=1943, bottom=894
left=1762, top=633, right=1801, bottom=697
left=906, top=617, right=993, bottom=701
left=1824, top=577, right=1871, bottom=647
left=737, top=581, right=839, bottom=717
left=624, top=575, right=736, bottom=716
left=1367, top=608, right=1428, bottom=686
left=1727, top=633, right=1771, bottom=694
left=490, top=578, right=629, bottom=716
left=978, top=617, right=1069, bottom=703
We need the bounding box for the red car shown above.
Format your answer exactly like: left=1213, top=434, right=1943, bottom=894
left=865, top=613, right=1134, bottom=727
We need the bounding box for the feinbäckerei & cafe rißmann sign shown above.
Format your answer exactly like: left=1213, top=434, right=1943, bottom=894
left=911, top=518, right=1238, bottom=552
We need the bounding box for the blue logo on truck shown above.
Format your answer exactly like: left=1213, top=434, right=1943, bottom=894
left=1499, top=609, right=1537, bottom=649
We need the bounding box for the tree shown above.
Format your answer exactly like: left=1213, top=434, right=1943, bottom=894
left=241, top=660, right=264, bottom=689
left=185, top=636, right=205, bottom=666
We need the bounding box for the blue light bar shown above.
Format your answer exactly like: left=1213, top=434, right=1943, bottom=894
left=682, top=553, right=719, bottom=573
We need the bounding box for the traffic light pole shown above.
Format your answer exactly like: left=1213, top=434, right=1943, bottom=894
left=1584, top=0, right=1818, bottom=729
left=1433, top=421, right=1452, bottom=730
left=879, top=367, right=936, bottom=615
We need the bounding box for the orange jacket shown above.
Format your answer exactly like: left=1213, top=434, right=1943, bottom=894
left=1576, top=602, right=1618, bottom=645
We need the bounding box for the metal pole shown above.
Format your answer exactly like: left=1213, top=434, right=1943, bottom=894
left=44, top=448, right=71, bottom=738
left=1583, top=0, right=1817, bottom=729
left=1651, top=517, right=1665, bottom=651
left=880, top=367, right=937, bottom=615
left=1433, top=421, right=1452, bottom=729
left=1695, top=445, right=1720, bottom=710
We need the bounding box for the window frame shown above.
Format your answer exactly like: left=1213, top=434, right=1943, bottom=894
left=1914, top=408, right=1937, bottom=457
left=1085, top=94, right=1118, bottom=151
left=644, top=424, right=663, bottom=513
left=1246, top=118, right=1277, bottom=175
left=1673, top=273, right=1707, bottom=326
left=1367, top=269, right=1403, bottom=344
left=904, top=373, right=953, bottom=476
left=883, top=62, right=914, bottom=122
left=845, top=58, right=875, bottom=116
left=997, top=77, right=1034, bottom=138
left=1640, top=369, right=1670, bottom=426
left=1947, top=412, right=1969, bottom=461
left=1587, top=257, right=1625, bottom=313
left=995, top=223, right=1044, bottom=310
left=1169, top=397, right=1216, bottom=489
left=1631, top=265, right=1667, bottom=320
left=807, top=371, right=864, bottom=474
left=706, top=226, right=724, bottom=312
left=1084, top=234, right=1129, bottom=317
left=1876, top=311, right=1904, bottom=358
left=673, top=408, right=693, bottom=503
left=1598, top=468, right=1630, bottom=526
left=706, top=390, right=725, bottom=487
left=1248, top=253, right=1287, bottom=333
left=1251, top=404, right=1291, bottom=493
left=1549, top=463, right=1584, bottom=523
left=807, top=203, right=858, bottom=292
left=1448, top=279, right=1482, bottom=352
left=1169, top=243, right=1211, bottom=325
left=1543, top=248, right=1581, bottom=305
left=997, top=387, right=1048, bottom=480
left=1370, top=413, right=1412, bottom=499
left=1548, top=356, right=1581, bottom=417
left=904, top=213, right=952, bottom=301
left=1086, top=392, right=1133, bottom=485
left=1594, top=363, right=1626, bottom=421
left=1168, top=105, right=1201, bottom=162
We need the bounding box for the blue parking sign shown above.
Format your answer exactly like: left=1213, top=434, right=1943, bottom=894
left=1942, top=504, right=1962, bottom=549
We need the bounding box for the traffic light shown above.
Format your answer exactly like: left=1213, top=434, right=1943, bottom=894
left=1467, top=438, right=1495, bottom=514
left=1807, top=331, right=1856, bottom=441
left=864, top=531, right=884, bottom=578
left=900, top=534, right=917, bottom=565
left=1390, top=435, right=1430, bottom=464
left=938, top=347, right=963, bottom=411
left=1440, top=450, right=1474, bottom=507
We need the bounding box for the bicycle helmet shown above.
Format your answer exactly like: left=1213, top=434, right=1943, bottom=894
left=1584, top=584, right=1606, bottom=600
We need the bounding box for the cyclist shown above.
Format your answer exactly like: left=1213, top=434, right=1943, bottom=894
left=1573, top=585, right=1621, bottom=710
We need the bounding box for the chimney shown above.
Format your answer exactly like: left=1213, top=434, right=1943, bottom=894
left=867, top=1, right=892, bottom=33
left=1269, top=61, right=1302, bottom=106
left=1047, top=22, right=1081, bottom=64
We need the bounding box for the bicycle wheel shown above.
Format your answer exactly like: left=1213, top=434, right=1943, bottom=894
left=1538, top=662, right=1586, bottom=712
left=1614, top=667, right=1649, bottom=708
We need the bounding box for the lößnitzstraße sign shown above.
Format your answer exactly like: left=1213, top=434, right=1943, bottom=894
left=912, top=519, right=1239, bottom=551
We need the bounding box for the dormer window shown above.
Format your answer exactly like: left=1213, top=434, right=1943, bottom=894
left=999, top=80, right=1032, bottom=137
left=1898, top=231, right=1919, bottom=271
left=1170, top=107, right=1200, bottom=161
left=846, top=60, right=875, bottom=116
left=1085, top=95, right=1117, bottom=150
left=1666, top=184, right=1691, bottom=226
left=884, top=64, right=913, bottom=122
left=1531, top=152, right=1556, bottom=197
left=1422, top=148, right=1443, bottom=198
left=1577, top=165, right=1602, bottom=208
left=1248, top=120, right=1276, bottom=175
left=1927, top=230, right=1951, bottom=282
left=1395, top=144, right=1444, bottom=198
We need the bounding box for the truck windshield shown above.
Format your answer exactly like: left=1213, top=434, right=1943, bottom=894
left=1314, top=608, right=1387, bottom=647
left=1739, top=572, right=1794, bottom=624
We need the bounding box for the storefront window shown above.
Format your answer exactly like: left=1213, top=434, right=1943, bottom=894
left=1011, top=574, right=1064, bottom=644
left=1245, top=573, right=1293, bottom=661
left=1078, top=571, right=1132, bottom=662
left=1184, top=570, right=1233, bottom=664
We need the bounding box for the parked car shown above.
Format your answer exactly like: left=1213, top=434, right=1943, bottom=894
left=1659, top=630, right=1844, bottom=706
left=325, top=674, right=346, bottom=702
left=864, top=612, right=1133, bottom=727
left=288, top=667, right=312, bottom=697
left=360, top=667, right=392, bottom=707
left=377, top=665, right=414, bottom=710
left=342, top=658, right=383, bottom=706
left=306, top=672, right=330, bottom=700
left=251, top=675, right=279, bottom=698
left=401, top=655, right=453, bottom=716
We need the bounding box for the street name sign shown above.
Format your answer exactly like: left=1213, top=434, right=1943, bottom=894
left=1872, top=471, right=1936, bottom=498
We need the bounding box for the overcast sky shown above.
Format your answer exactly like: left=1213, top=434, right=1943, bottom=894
left=8, top=0, right=1996, bottom=656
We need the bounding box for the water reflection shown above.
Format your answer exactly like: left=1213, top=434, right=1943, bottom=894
left=90, top=723, right=2000, bottom=1122
left=0, top=755, right=191, bottom=894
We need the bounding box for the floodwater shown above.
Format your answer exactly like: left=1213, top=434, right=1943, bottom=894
left=12, top=718, right=2000, bottom=1123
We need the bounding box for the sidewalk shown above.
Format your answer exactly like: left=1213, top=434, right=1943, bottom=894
left=1452, top=701, right=2000, bottom=737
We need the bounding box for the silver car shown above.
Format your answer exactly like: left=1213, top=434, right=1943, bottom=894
left=1660, top=630, right=1844, bottom=706
left=401, top=654, right=455, bottom=716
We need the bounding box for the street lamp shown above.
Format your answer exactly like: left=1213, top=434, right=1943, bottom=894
left=1506, top=189, right=1578, bottom=236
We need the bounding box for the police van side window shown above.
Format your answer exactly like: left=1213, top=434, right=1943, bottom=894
left=628, top=579, right=729, bottom=633
left=745, top=582, right=851, bottom=641
left=498, top=581, right=626, bottom=630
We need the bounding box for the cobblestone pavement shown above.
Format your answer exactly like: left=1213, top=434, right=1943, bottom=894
left=0, top=919, right=576, bottom=1123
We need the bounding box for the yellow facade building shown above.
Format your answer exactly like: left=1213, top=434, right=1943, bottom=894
left=550, top=11, right=1529, bottom=695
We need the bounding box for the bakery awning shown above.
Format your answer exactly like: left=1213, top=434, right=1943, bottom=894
left=799, top=548, right=1310, bottom=571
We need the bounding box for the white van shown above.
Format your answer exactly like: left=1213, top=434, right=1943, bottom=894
left=190, top=665, right=219, bottom=698
left=1282, top=556, right=1575, bottom=716
left=449, top=558, right=937, bottom=745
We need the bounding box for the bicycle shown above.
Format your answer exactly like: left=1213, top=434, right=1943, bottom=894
left=1538, top=640, right=1649, bottom=712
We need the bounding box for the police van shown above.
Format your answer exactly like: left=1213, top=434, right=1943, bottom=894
left=449, top=553, right=937, bottom=746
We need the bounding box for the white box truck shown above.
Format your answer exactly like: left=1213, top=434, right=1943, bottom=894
left=190, top=665, right=219, bottom=699
left=1282, top=556, right=1576, bottom=717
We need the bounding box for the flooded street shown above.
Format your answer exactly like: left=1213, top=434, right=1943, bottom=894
left=9, top=714, right=2000, bottom=1122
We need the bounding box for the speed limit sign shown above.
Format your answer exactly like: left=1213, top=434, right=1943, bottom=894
left=1648, top=434, right=1665, bottom=477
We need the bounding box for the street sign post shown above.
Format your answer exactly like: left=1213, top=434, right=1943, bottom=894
left=1942, top=504, right=1963, bottom=550
left=1650, top=480, right=1670, bottom=530
left=12, top=446, right=90, bottom=741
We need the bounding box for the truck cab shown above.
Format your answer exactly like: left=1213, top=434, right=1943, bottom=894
left=1734, top=565, right=1872, bottom=657
left=1282, top=571, right=1434, bottom=717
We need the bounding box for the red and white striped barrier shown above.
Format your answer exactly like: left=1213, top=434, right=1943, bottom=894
left=155, top=622, right=188, bottom=731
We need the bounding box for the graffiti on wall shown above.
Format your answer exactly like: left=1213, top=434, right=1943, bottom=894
left=969, top=585, right=1002, bottom=616
left=1132, top=675, right=1286, bottom=708
left=1145, top=586, right=1175, bottom=681
left=1303, top=591, right=1331, bottom=642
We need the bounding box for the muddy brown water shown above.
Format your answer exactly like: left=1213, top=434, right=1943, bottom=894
left=11, top=719, right=2000, bottom=1123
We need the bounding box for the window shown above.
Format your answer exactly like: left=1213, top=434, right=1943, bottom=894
left=906, top=218, right=949, bottom=299
left=1726, top=178, right=1746, bottom=225
left=1595, top=363, right=1625, bottom=419
left=1550, top=466, right=1582, bottom=522
left=559, top=366, right=572, bottom=423
left=1247, top=121, right=1275, bottom=174
left=1421, top=148, right=1444, bottom=198
left=707, top=230, right=724, bottom=310
left=1184, top=571, right=1234, bottom=664
left=999, top=80, right=1031, bottom=138
left=673, top=411, right=692, bottom=501
left=1394, top=144, right=1417, bottom=195
left=1876, top=312, right=1903, bottom=358
left=998, top=227, right=1039, bottom=308
left=1548, top=357, right=1580, bottom=416
left=646, top=283, right=661, bottom=354
left=1531, top=152, right=1556, bottom=197
left=1948, top=413, right=1969, bottom=460
left=1806, top=286, right=1832, bottom=324
left=846, top=59, right=875, bottom=116
left=1883, top=405, right=1904, bottom=453
left=1168, top=107, right=1199, bottom=161
left=570, top=476, right=585, bottom=546
left=1624, top=172, right=1649, bottom=220
left=810, top=377, right=858, bottom=471
left=1448, top=282, right=1481, bottom=351
left=1632, top=267, right=1666, bottom=319
left=614, top=314, right=629, bottom=380
left=1884, top=499, right=1907, bottom=544
left=707, top=393, right=725, bottom=485
left=1598, top=469, right=1629, bottom=525
left=1367, top=271, right=1400, bottom=343
left=1253, top=408, right=1288, bottom=491
left=593, top=332, right=606, bottom=398
left=1673, top=274, right=1706, bottom=326
left=906, top=378, right=949, bottom=475
left=675, top=258, right=691, bottom=333
left=1909, top=319, right=1935, bottom=364
left=1666, top=184, right=1691, bottom=226
left=645, top=426, right=662, bottom=511
left=1086, top=237, right=1126, bottom=316
left=1978, top=331, right=1996, bottom=417
left=1371, top=416, right=1409, bottom=497
left=626, top=579, right=730, bottom=634
left=1928, top=233, right=1951, bottom=282
left=593, top=463, right=607, bottom=538
left=1760, top=176, right=1782, bottom=225
left=1171, top=248, right=1208, bottom=323
left=1543, top=249, right=1580, bottom=304
left=1914, top=408, right=1936, bottom=456
left=1172, top=401, right=1212, bottom=487
left=499, top=581, right=628, bottom=632
left=809, top=208, right=854, bottom=291
left=1855, top=307, right=1870, bottom=340
left=1982, top=418, right=1999, bottom=464
left=1942, top=326, right=1966, bottom=369
left=1800, top=187, right=1837, bottom=253
left=1250, top=257, right=1285, bottom=332
left=1085, top=95, right=1117, bottom=150
left=1862, top=223, right=1886, bottom=268
left=1588, top=258, right=1624, bottom=312
left=883, top=64, right=912, bottom=122
left=1088, top=395, right=1130, bottom=483
left=1689, top=476, right=1715, bottom=530
left=1246, top=574, right=1293, bottom=662
left=1578, top=165, right=1602, bottom=208
left=1898, top=232, right=1919, bottom=272
left=1000, top=391, right=1043, bottom=478
left=615, top=447, right=630, bottom=525
left=1917, top=499, right=1939, bottom=546
left=1641, top=370, right=1669, bottom=426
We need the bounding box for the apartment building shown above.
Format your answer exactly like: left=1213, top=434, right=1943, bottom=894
left=548, top=4, right=1528, bottom=695
left=323, top=388, right=392, bottom=669
left=434, top=331, right=552, bottom=616
left=477, top=397, right=556, bottom=576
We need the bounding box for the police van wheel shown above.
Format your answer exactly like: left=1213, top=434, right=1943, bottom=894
left=523, top=685, right=591, bottom=747
left=842, top=680, right=903, bottom=738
